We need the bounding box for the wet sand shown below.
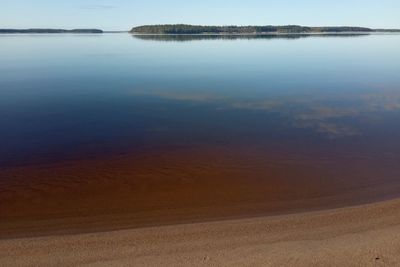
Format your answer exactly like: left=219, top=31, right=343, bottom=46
left=1, top=145, right=400, bottom=238
left=1, top=198, right=400, bottom=266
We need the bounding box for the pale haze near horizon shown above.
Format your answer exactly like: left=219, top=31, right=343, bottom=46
left=1, top=0, right=400, bottom=31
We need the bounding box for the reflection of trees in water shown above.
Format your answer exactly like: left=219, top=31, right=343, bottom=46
left=132, top=34, right=370, bottom=42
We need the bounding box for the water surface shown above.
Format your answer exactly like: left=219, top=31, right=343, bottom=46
left=1, top=33, right=400, bottom=236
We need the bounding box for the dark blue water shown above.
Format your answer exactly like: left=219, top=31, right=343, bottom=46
left=1, top=33, right=400, bottom=169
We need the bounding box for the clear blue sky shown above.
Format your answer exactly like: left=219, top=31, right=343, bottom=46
left=2, top=0, right=400, bottom=31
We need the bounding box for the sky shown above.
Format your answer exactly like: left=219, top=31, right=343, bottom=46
left=2, top=0, right=400, bottom=31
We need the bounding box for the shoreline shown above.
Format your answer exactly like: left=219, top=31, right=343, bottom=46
left=2, top=144, right=400, bottom=239
left=1, top=192, right=400, bottom=240
left=1, top=197, right=400, bottom=266
left=2, top=187, right=400, bottom=240
left=1, top=32, right=399, bottom=35
left=2, top=146, right=400, bottom=240
left=130, top=32, right=387, bottom=35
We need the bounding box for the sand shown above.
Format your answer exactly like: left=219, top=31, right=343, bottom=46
left=1, top=198, right=400, bottom=266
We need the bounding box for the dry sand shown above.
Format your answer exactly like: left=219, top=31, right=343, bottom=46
left=1, top=198, right=400, bottom=267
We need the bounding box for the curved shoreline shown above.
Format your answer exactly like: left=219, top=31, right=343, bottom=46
left=2, top=183, right=400, bottom=240
left=2, top=145, right=400, bottom=239
left=1, top=198, right=400, bottom=266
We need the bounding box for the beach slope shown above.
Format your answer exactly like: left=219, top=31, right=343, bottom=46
left=1, top=198, right=400, bottom=266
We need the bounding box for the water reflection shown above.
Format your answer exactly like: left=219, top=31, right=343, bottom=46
left=0, top=33, right=399, bottom=166
left=132, top=33, right=370, bottom=42
left=129, top=87, right=400, bottom=139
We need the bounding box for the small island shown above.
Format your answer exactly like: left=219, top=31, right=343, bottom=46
left=0, top=29, right=103, bottom=34
left=130, top=24, right=400, bottom=34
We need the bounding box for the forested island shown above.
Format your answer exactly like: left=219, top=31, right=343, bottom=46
left=0, top=29, right=103, bottom=34
left=131, top=24, right=400, bottom=34
left=133, top=33, right=370, bottom=42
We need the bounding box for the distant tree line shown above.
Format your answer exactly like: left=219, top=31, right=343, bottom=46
left=130, top=24, right=378, bottom=34
left=0, top=29, right=103, bottom=34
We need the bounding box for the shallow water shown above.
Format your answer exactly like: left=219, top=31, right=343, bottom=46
left=1, top=34, right=400, bottom=233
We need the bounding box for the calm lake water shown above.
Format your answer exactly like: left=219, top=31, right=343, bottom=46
left=1, top=34, right=400, bottom=217
left=1, top=33, right=400, bottom=166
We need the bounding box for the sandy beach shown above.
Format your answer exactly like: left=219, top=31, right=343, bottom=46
left=1, top=198, right=400, bottom=266
left=1, top=147, right=400, bottom=266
